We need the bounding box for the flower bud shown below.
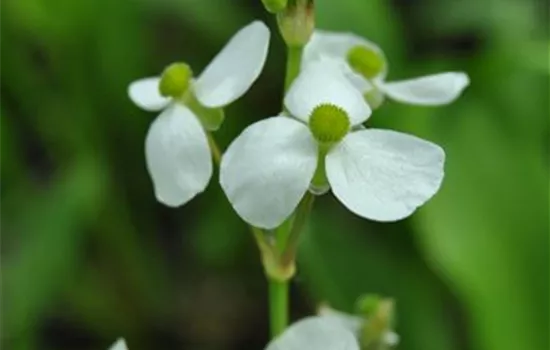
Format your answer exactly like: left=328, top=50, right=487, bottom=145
left=358, top=296, right=398, bottom=349
left=159, top=62, right=192, bottom=98
left=262, top=0, right=288, bottom=13
left=277, top=0, right=314, bottom=46
left=356, top=294, right=381, bottom=316
left=346, top=45, right=385, bottom=79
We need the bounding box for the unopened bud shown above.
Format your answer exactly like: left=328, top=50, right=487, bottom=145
left=262, top=0, right=288, bottom=13
left=277, top=0, right=314, bottom=46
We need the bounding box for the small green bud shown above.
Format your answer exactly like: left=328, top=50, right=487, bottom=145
left=364, top=88, right=385, bottom=110
left=347, top=45, right=385, bottom=79
left=356, top=294, right=382, bottom=316
left=262, top=0, right=287, bottom=13
left=277, top=0, right=314, bottom=46
left=309, top=104, right=350, bottom=144
left=159, top=62, right=192, bottom=98
left=358, top=297, right=397, bottom=349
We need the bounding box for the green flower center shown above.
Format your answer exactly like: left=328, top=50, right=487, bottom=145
left=159, top=62, right=193, bottom=98
left=346, top=45, right=385, bottom=79
left=308, top=104, right=350, bottom=144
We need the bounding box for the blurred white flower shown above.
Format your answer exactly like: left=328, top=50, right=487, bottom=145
left=265, top=316, right=360, bottom=350
left=128, top=21, right=270, bottom=207
left=303, top=30, right=469, bottom=108
left=220, top=63, right=444, bottom=229
left=109, top=338, right=128, bottom=350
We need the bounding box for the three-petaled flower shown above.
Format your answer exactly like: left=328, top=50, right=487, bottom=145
left=220, top=62, right=445, bottom=229
left=128, top=21, right=270, bottom=207
left=303, top=30, right=470, bottom=108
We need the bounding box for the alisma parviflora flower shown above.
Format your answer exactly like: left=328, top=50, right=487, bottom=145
left=110, top=317, right=359, bottom=350
left=128, top=21, right=270, bottom=207
left=220, top=62, right=445, bottom=229
left=303, top=30, right=469, bottom=107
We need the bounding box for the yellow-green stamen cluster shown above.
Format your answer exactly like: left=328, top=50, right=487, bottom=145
left=308, top=104, right=350, bottom=144
left=346, top=45, right=385, bottom=79
left=158, top=62, right=192, bottom=98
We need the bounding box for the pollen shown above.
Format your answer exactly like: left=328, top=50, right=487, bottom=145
left=346, top=45, right=385, bottom=79
left=308, top=104, right=350, bottom=144
left=159, top=62, right=193, bottom=98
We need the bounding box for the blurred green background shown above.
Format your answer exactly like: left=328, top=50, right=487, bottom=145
left=2, top=0, right=548, bottom=349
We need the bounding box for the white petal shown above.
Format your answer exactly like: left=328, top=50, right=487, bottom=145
left=265, top=316, right=360, bottom=350
left=145, top=104, right=212, bottom=207
left=326, top=129, right=445, bottom=221
left=220, top=116, right=317, bottom=229
left=318, top=306, right=363, bottom=336
left=303, top=30, right=388, bottom=81
left=379, top=72, right=470, bottom=105
left=194, top=21, right=270, bottom=108
left=284, top=63, right=372, bottom=126
left=109, top=339, right=127, bottom=350
left=384, top=331, right=400, bottom=346
left=128, top=77, right=170, bottom=111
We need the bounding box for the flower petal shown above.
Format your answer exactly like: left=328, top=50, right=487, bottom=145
left=378, top=72, right=470, bottom=105
left=303, top=30, right=388, bottom=82
left=284, top=63, right=372, bottom=126
left=128, top=77, right=170, bottom=111
left=109, top=339, right=128, bottom=350
left=220, top=116, right=317, bottom=229
left=384, top=331, right=400, bottom=346
left=145, top=104, right=212, bottom=207
left=318, top=306, right=363, bottom=336
left=265, top=316, right=360, bottom=350
left=326, top=129, right=445, bottom=221
left=194, top=21, right=270, bottom=108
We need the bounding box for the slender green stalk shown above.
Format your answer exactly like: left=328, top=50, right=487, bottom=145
left=206, top=132, right=222, bottom=166
left=281, top=192, right=315, bottom=267
left=269, top=278, right=289, bottom=337
left=284, top=46, right=304, bottom=91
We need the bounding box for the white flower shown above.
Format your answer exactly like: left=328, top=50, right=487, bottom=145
left=303, top=30, right=470, bottom=107
left=265, top=316, right=360, bottom=350
left=128, top=21, right=270, bottom=207
left=319, top=306, right=400, bottom=348
left=108, top=339, right=128, bottom=350
left=220, top=63, right=444, bottom=229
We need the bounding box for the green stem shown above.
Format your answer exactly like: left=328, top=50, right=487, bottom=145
left=269, top=278, right=289, bottom=337
left=284, top=45, right=304, bottom=91
left=206, top=132, right=222, bottom=166
left=281, top=192, right=315, bottom=267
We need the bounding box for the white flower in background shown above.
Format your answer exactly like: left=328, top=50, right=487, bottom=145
left=303, top=30, right=469, bottom=108
left=128, top=21, right=270, bottom=207
left=319, top=306, right=399, bottom=349
left=109, top=338, right=128, bottom=350
left=220, top=63, right=445, bottom=229
left=265, top=316, right=360, bottom=350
